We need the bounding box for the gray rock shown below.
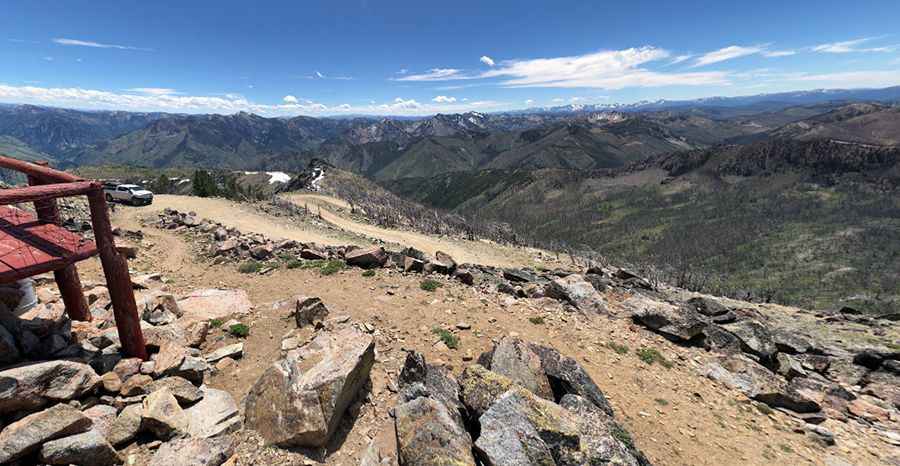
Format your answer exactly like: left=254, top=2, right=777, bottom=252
left=529, top=341, right=615, bottom=416
left=147, top=376, right=204, bottom=404
left=480, top=336, right=553, bottom=401
left=345, top=246, right=388, bottom=268
left=140, top=292, right=182, bottom=326
left=705, top=355, right=820, bottom=413
left=545, top=274, right=606, bottom=312
left=150, top=435, right=235, bottom=466
left=39, top=428, right=121, bottom=465
left=775, top=353, right=808, bottom=380
left=722, top=320, right=778, bottom=363
left=293, top=296, right=329, bottom=328
left=185, top=387, right=241, bottom=438
left=686, top=296, right=730, bottom=317
left=0, top=403, right=92, bottom=463
left=459, top=364, right=518, bottom=418
left=701, top=324, right=743, bottom=354
left=402, top=256, right=425, bottom=273
left=772, top=329, right=813, bottom=354
left=629, top=297, right=707, bottom=343
left=398, top=351, right=466, bottom=425
left=0, top=323, right=20, bottom=366
left=244, top=325, right=375, bottom=447
left=82, top=404, right=118, bottom=438
left=141, top=387, right=189, bottom=439
left=559, top=394, right=649, bottom=466
left=204, top=343, right=244, bottom=363
left=394, top=397, right=476, bottom=466
left=0, top=360, right=101, bottom=415
left=108, top=403, right=143, bottom=447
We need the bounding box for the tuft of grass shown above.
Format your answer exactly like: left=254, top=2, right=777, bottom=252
left=285, top=259, right=304, bottom=269
left=431, top=327, right=459, bottom=349
left=238, top=260, right=263, bottom=274
left=636, top=347, right=673, bottom=368
left=528, top=316, right=545, bottom=325
left=209, top=318, right=223, bottom=328
left=610, top=423, right=634, bottom=449
left=228, top=323, right=250, bottom=338
left=420, top=279, right=443, bottom=292
left=756, top=402, right=774, bottom=416
left=319, top=260, right=346, bottom=276
left=362, top=269, right=376, bottom=277
left=654, top=398, right=669, bottom=406
left=608, top=341, right=630, bottom=355
left=778, top=444, right=794, bottom=454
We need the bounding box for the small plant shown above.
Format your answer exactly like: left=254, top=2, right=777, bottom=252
left=420, top=279, right=443, bottom=292
left=636, top=347, right=672, bottom=368
left=608, top=341, right=629, bottom=355
left=319, top=260, right=346, bottom=276
left=778, top=444, right=794, bottom=454
left=610, top=423, right=634, bottom=449
left=228, top=323, right=250, bottom=338
left=654, top=398, right=669, bottom=406
left=528, top=316, right=545, bottom=325
left=285, top=259, right=304, bottom=269
left=238, top=260, right=262, bottom=274
left=755, top=402, right=774, bottom=416
left=431, top=327, right=459, bottom=349
left=209, top=319, right=223, bottom=328
left=362, top=269, right=376, bottom=277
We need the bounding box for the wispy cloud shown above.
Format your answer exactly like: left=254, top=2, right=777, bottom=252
left=762, top=50, right=796, bottom=57
left=812, top=37, right=895, bottom=54
left=394, top=68, right=469, bottom=81
left=480, top=55, right=495, bottom=67
left=692, top=45, right=766, bottom=67
left=302, top=71, right=353, bottom=80
left=769, top=69, right=900, bottom=88
left=42, top=56, right=54, bottom=62
left=127, top=87, right=178, bottom=96
left=525, top=99, right=534, bottom=105
left=432, top=95, right=457, bottom=103
left=53, top=38, right=151, bottom=51
left=669, top=54, right=693, bottom=65
left=0, top=83, right=507, bottom=116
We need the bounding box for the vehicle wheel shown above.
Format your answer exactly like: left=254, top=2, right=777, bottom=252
left=105, top=194, right=113, bottom=202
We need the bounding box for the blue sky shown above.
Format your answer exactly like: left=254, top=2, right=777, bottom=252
left=3, top=0, right=900, bottom=116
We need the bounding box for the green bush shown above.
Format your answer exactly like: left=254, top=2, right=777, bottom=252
left=362, top=269, right=376, bottom=277
left=528, top=316, right=545, bottom=325
left=238, top=260, right=263, bottom=274
left=636, top=347, right=673, bottom=368
left=209, top=319, right=223, bottom=328
left=420, top=279, right=443, bottom=292
left=285, top=259, right=304, bottom=269
left=228, top=323, right=250, bottom=338
left=319, top=260, right=346, bottom=276
left=608, top=341, right=629, bottom=355
left=431, top=327, right=459, bottom=349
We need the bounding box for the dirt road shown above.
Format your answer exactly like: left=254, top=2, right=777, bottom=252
left=286, top=193, right=552, bottom=268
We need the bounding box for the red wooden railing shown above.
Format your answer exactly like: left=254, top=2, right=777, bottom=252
left=0, top=155, right=147, bottom=360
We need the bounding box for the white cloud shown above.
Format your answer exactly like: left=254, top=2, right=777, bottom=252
left=282, top=95, right=299, bottom=104
left=480, top=55, right=495, bottom=67
left=127, top=88, right=178, bottom=96
left=525, top=99, right=534, bottom=105
left=43, top=56, right=54, bottom=61
left=669, top=54, right=693, bottom=65
left=432, top=95, right=457, bottom=103
left=762, top=50, right=796, bottom=57
left=772, top=69, right=900, bottom=88
left=315, top=71, right=325, bottom=79
left=483, top=47, right=729, bottom=89
left=692, top=45, right=765, bottom=67
left=812, top=38, right=894, bottom=54
left=552, top=98, right=564, bottom=103
left=393, top=68, right=468, bottom=81
left=397, top=68, right=408, bottom=74
left=53, top=38, right=150, bottom=51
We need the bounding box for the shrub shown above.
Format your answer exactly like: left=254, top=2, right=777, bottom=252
left=319, top=260, right=346, bottom=276
left=209, top=319, right=223, bottom=328
left=238, top=260, right=262, bottom=274
left=636, top=347, right=672, bottom=368
left=228, top=323, right=250, bottom=338
left=654, top=398, right=669, bottom=406
left=362, top=269, right=376, bottom=277
left=608, top=341, right=629, bottom=355
left=420, top=279, right=443, bottom=292
left=431, top=327, right=459, bottom=349
left=610, top=423, right=634, bottom=449
left=528, top=316, right=545, bottom=325
left=285, top=259, right=303, bottom=269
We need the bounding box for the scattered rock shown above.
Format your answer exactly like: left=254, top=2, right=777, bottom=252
left=204, top=343, right=244, bottom=363
left=0, top=360, right=100, bottom=415
left=147, top=376, right=204, bottom=404
left=394, top=397, right=476, bottom=466
left=39, top=428, right=121, bottom=466
left=345, top=246, right=388, bottom=268
left=629, top=296, right=707, bottom=343
left=545, top=274, right=606, bottom=312
left=108, top=403, right=143, bottom=447
left=141, top=387, right=189, bottom=439
left=150, top=435, right=235, bottom=466
left=293, top=296, right=329, bottom=328
left=0, top=403, right=92, bottom=463
left=185, top=387, right=241, bottom=438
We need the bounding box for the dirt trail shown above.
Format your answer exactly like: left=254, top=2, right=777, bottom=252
left=129, top=195, right=365, bottom=247
left=286, top=193, right=551, bottom=268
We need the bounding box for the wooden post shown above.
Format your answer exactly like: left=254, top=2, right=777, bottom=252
left=86, top=188, right=148, bottom=360
left=27, top=165, right=91, bottom=322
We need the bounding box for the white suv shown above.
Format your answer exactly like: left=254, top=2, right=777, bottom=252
left=103, top=183, right=154, bottom=206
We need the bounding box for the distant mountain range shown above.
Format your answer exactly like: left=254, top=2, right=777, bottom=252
left=0, top=86, right=898, bottom=180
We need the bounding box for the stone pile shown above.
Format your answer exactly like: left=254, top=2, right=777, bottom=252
left=0, top=275, right=250, bottom=465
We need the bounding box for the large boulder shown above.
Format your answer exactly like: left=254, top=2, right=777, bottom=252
left=244, top=325, right=375, bottom=447
left=0, top=360, right=100, bottom=415
left=545, top=274, right=606, bottom=312
left=176, top=289, right=252, bottom=327
left=141, top=387, right=189, bottom=439
left=0, top=323, right=20, bottom=366
left=345, top=246, right=388, bottom=268
left=108, top=403, right=143, bottom=447
left=459, top=364, right=518, bottom=418
left=705, top=355, right=820, bottom=413
left=38, top=428, right=121, bottom=466
left=397, top=352, right=466, bottom=425
left=685, top=296, right=730, bottom=317
left=721, top=320, right=778, bottom=363
left=394, top=397, right=476, bottom=466
left=628, top=296, right=707, bottom=343
left=0, top=403, right=92, bottom=463
left=475, top=387, right=643, bottom=465
left=292, top=296, right=329, bottom=328
left=139, top=292, right=182, bottom=326
left=150, top=435, right=235, bottom=466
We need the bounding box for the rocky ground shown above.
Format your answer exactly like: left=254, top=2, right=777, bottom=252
left=0, top=202, right=897, bottom=466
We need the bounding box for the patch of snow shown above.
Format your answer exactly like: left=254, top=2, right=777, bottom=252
left=266, top=171, right=291, bottom=184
